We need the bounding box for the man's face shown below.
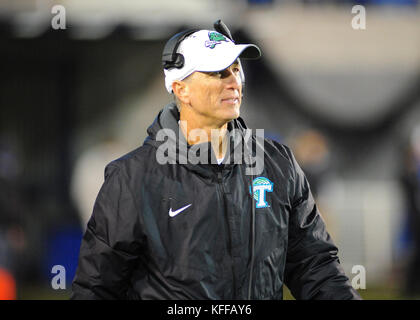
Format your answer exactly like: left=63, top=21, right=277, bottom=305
left=183, top=61, right=242, bottom=125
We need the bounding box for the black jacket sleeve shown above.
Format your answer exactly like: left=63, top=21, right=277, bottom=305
left=71, top=164, right=144, bottom=299
left=283, top=147, right=361, bottom=300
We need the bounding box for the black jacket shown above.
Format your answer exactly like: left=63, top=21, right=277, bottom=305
left=71, top=103, right=361, bottom=300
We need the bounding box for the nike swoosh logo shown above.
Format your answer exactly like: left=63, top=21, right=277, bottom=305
left=169, top=204, right=192, bottom=217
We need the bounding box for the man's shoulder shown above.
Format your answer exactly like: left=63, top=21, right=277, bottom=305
left=104, top=144, right=156, bottom=174
left=263, top=138, right=293, bottom=162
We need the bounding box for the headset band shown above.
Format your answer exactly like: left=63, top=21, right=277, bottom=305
left=162, top=29, right=199, bottom=70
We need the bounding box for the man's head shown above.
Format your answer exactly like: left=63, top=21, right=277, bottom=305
left=162, top=29, right=261, bottom=125
left=172, top=59, right=243, bottom=125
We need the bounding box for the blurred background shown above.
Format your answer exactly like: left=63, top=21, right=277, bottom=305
left=0, top=0, right=419, bottom=300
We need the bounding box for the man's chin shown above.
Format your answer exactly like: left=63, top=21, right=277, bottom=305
left=223, top=105, right=240, bottom=120
left=221, top=113, right=240, bottom=124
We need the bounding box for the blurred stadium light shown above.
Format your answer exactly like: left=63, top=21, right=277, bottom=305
left=0, top=0, right=247, bottom=39
left=245, top=4, right=420, bottom=128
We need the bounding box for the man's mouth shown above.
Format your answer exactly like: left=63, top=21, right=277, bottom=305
left=221, top=97, right=239, bottom=104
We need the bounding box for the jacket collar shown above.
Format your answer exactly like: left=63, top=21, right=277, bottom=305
left=144, top=102, right=249, bottom=178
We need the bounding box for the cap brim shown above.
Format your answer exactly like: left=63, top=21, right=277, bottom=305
left=196, top=44, right=261, bottom=73
left=239, top=44, right=261, bottom=60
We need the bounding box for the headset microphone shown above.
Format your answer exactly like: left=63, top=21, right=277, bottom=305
left=213, top=20, right=246, bottom=88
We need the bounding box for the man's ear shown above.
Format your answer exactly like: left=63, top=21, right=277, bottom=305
left=172, top=80, right=190, bottom=105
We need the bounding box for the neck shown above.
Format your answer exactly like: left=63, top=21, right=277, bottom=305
left=179, top=108, right=228, bottom=159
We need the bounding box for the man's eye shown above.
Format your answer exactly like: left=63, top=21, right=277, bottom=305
left=208, top=71, right=221, bottom=77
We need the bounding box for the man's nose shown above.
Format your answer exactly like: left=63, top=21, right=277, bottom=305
left=225, top=68, right=242, bottom=89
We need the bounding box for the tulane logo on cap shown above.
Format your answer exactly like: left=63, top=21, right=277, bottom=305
left=250, top=177, right=274, bottom=209
left=205, top=31, right=228, bottom=49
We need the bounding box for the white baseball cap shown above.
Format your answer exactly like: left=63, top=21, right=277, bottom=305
left=163, top=30, right=261, bottom=93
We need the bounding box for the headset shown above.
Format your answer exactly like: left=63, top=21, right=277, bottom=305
left=161, top=20, right=246, bottom=87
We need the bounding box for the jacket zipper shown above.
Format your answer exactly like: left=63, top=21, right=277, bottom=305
left=216, top=169, right=237, bottom=299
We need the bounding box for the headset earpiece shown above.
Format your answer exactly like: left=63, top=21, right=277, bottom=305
left=162, top=29, right=199, bottom=70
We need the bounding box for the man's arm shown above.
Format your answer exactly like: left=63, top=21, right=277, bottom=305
left=283, top=147, right=361, bottom=300
left=71, top=164, right=144, bottom=299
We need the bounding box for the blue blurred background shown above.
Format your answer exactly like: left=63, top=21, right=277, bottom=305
left=0, top=0, right=419, bottom=299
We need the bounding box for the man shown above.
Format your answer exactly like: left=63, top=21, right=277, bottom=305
left=71, top=22, right=361, bottom=300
